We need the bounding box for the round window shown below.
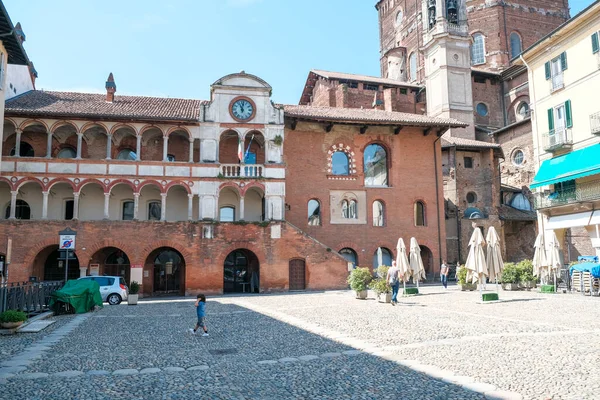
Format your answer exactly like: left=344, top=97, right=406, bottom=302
left=512, top=149, right=524, bottom=166
left=466, top=192, right=477, bottom=204
left=476, top=103, right=488, bottom=116
left=517, top=102, right=530, bottom=119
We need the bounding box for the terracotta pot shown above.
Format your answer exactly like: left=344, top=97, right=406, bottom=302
left=1, top=321, right=24, bottom=329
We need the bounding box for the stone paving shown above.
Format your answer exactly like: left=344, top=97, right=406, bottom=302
left=0, top=286, right=598, bottom=399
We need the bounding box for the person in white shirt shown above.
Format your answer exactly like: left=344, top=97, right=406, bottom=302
left=386, top=261, right=400, bottom=305
left=440, top=260, right=449, bottom=289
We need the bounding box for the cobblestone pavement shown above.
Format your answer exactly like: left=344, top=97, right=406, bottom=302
left=0, top=286, right=598, bottom=399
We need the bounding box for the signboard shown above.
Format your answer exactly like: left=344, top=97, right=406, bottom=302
left=89, top=264, right=100, bottom=276
left=58, top=250, right=76, bottom=260
left=59, top=235, right=76, bottom=250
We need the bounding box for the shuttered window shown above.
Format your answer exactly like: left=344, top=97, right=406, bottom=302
left=593, top=32, right=599, bottom=54
left=565, top=100, right=572, bottom=128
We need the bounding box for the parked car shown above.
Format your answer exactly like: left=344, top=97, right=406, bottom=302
left=78, top=276, right=128, bottom=305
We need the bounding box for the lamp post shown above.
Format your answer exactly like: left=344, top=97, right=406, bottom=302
left=58, top=228, right=77, bottom=283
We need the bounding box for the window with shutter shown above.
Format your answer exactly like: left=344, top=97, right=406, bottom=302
left=560, top=51, right=568, bottom=70
left=545, top=62, right=551, bottom=80
left=547, top=108, right=554, bottom=132
left=593, top=32, right=600, bottom=54
left=565, top=100, right=572, bottom=128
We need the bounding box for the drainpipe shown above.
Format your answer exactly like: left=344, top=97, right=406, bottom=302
left=434, top=131, right=444, bottom=273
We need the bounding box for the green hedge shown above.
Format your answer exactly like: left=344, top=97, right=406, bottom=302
left=500, top=260, right=536, bottom=284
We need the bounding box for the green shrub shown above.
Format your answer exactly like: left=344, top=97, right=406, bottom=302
left=517, top=259, right=536, bottom=283
left=369, top=278, right=391, bottom=294
left=129, top=281, right=140, bottom=295
left=347, top=267, right=373, bottom=292
left=0, top=310, right=27, bottom=323
left=456, top=265, right=468, bottom=285
left=500, top=262, right=520, bottom=283
left=375, top=265, right=389, bottom=279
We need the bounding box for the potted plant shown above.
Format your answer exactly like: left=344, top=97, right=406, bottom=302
left=0, top=310, right=27, bottom=329
left=517, top=260, right=536, bottom=289
left=347, top=267, right=372, bottom=299
left=128, top=281, right=140, bottom=305
left=369, top=266, right=391, bottom=303
left=500, top=263, right=520, bottom=290
left=456, top=265, right=476, bottom=291
left=273, top=135, right=283, bottom=146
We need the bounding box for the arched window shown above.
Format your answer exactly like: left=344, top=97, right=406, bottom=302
left=517, top=102, right=530, bottom=120
left=148, top=201, right=161, bottom=221
left=364, top=144, right=388, bottom=186
left=414, top=201, right=426, bottom=226
left=57, top=147, right=76, bottom=159
left=471, top=33, right=485, bottom=65
left=372, top=248, right=393, bottom=269
left=409, top=52, right=417, bottom=81
left=308, top=199, right=321, bottom=226
left=349, top=200, right=358, bottom=219
left=341, top=200, right=349, bottom=219
left=373, top=201, right=384, bottom=227
left=10, top=142, right=34, bottom=157
left=117, top=149, right=137, bottom=160
left=395, top=9, right=403, bottom=26
left=5, top=199, right=31, bottom=219
left=167, top=154, right=176, bottom=162
left=220, top=206, right=235, bottom=222
left=122, top=201, right=134, bottom=220
left=510, top=32, right=522, bottom=59
left=331, top=151, right=349, bottom=175
left=511, top=193, right=532, bottom=211
left=339, top=248, right=358, bottom=269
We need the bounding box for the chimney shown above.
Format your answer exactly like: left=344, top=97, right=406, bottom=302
left=14, top=22, right=25, bottom=44
left=105, top=73, right=116, bottom=103
left=372, top=91, right=384, bottom=110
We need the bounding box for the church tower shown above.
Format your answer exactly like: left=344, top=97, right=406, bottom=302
left=421, top=0, right=474, bottom=139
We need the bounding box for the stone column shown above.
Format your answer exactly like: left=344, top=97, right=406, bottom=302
left=136, top=135, right=142, bottom=161
left=42, top=191, right=49, bottom=219
left=103, top=192, right=110, bottom=219
left=187, top=194, right=193, bottom=221
left=239, top=196, right=245, bottom=221
left=73, top=192, right=80, bottom=220
left=46, top=132, right=53, bottom=158
left=162, top=135, right=169, bottom=162
left=76, top=132, right=83, bottom=159
left=14, top=129, right=22, bottom=158
left=106, top=134, right=112, bottom=160
left=160, top=193, right=167, bottom=221
left=133, top=193, right=140, bottom=220
left=188, top=138, right=194, bottom=163
left=9, top=191, right=17, bottom=219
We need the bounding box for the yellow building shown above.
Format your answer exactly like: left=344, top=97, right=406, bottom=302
left=519, top=0, right=600, bottom=260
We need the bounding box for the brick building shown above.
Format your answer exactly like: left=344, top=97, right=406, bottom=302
left=0, top=71, right=463, bottom=296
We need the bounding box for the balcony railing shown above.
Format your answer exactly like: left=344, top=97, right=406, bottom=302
left=542, top=128, right=572, bottom=152
left=533, top=179, right=600, bottom=209
left=551, top=73, right=564, bottom=92
left=591, top=111, right=600, bottom=135
left=221, top=164, right=263, bottom=178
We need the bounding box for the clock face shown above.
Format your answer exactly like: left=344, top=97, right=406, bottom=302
left=231, top=99, right=254, bottom=121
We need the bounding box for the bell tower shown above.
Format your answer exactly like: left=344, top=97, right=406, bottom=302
left=422, top=0, right=475, bottom=139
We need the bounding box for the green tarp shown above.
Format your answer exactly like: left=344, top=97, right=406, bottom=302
left=49, top=279, right=103, bottom=314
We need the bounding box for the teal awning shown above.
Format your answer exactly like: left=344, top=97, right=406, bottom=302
left=530, top=144, right=600, bottom=189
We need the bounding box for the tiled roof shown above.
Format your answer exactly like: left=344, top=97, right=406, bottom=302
left=441, top=134, right=502, bottom=149
left=283, top=105, right=467, bottom=127
left=498, top=205, right=537, bottom=221
left=5, top=90, right=203, bottom=122
left=311, top=69, right=422, bottom=88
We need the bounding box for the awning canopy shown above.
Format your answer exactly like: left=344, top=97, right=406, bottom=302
left=530, top=144, right=600, bottom=189
left=545, top=211, right=593, bottom=230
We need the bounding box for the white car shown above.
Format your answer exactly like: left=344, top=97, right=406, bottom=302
left=78, top=276, right=128, bottom=305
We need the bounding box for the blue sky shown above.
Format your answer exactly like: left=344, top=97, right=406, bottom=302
left=4, top=0, right=595, bottom=105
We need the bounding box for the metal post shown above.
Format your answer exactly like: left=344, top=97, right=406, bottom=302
left=64, top=251, right=69, bottom=283
left=2, top=238, right=12, bottom=312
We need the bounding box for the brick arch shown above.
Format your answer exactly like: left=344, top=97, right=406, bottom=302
left=50, top=120, right=78, bottom=133
left=328, top=143, right=356, bottom=175
left=218, top=182, right=241, bottom=197
left=370, top=245, right=396, bottom=265
left=77, top=178, right=107, bottom=193
left=19, top=119, right=50, bottom=132
left=219, top=128, right=241, bottom=139
left=4, top=117, right=18, bottom=130
left=22, top=239, right=62, bottom=271
left=141, top=241, right=194, bottom=266
left=140, top=124, right=164, bottom=136
left=110, top=123, right=138, bottom=136
left=0, top=176, right=13, bottom=190
left=108, top=179, right=137, bottom=194
left=138, top=180, right=165, bottom=194
left=15, top=177, right=44, bottom=191
left=218, top=243, right=265, bottom=266
left=337, top=243, right=361, bottom=265
left=165, top=181, right=191, bottom=195
left=241, top=182, right=265, bottom=196
left=81, top=121, right=109, bottom=134
left=47, top=178, right=76, bottom=191
left=166, top=126, right=191, bottom=139
left=81, top=240, right=137, bottom=265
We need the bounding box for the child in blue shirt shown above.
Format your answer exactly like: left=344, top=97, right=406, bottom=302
left=189, top=294, right=208, bottom=336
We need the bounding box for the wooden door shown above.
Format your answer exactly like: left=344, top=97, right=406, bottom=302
left=289, top=259, right=306, bottom=291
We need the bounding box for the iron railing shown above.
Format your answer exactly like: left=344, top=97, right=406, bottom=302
left=590, top=111, right=600, bottom=135
left=533, top=179, right=600, bottom=209
left=551, top=73, right=564, bottom=92
left=0, top=281, right=63, bottom=314
left=542, top=127, right=572, bottom=152
left=221, top=164, right=263, bottom=178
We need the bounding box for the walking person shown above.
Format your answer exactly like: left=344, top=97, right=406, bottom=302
left=189, top=294, right=209, bottom=336
left=440, top=260, right=449, bottom=289
left=387, top=261, right=400, bottom=305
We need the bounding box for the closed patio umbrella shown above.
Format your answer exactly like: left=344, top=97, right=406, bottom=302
left=409, top=238, right=426, bottom=289
left=485, top=227, right=503, bottom=293
left=377, top=247, right=383, bottom=271
left=465, top=227, right=487, bottom=299
left=533, top=232, right=549, bottom=283
left=547, top=231, right=562, bottom=288
left=396, top=238, right=411, bottom=295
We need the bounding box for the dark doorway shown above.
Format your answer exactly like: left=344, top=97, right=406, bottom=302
left=224, top=249, right=259, bottom=293
left=44, top=246, right=80, bottom=281
left=289, top=259, right=306, bottom=291
left=152, top=248, right=184, bottom=295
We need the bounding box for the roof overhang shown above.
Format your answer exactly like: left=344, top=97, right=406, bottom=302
left=0, top=2, right=30, bottom=65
